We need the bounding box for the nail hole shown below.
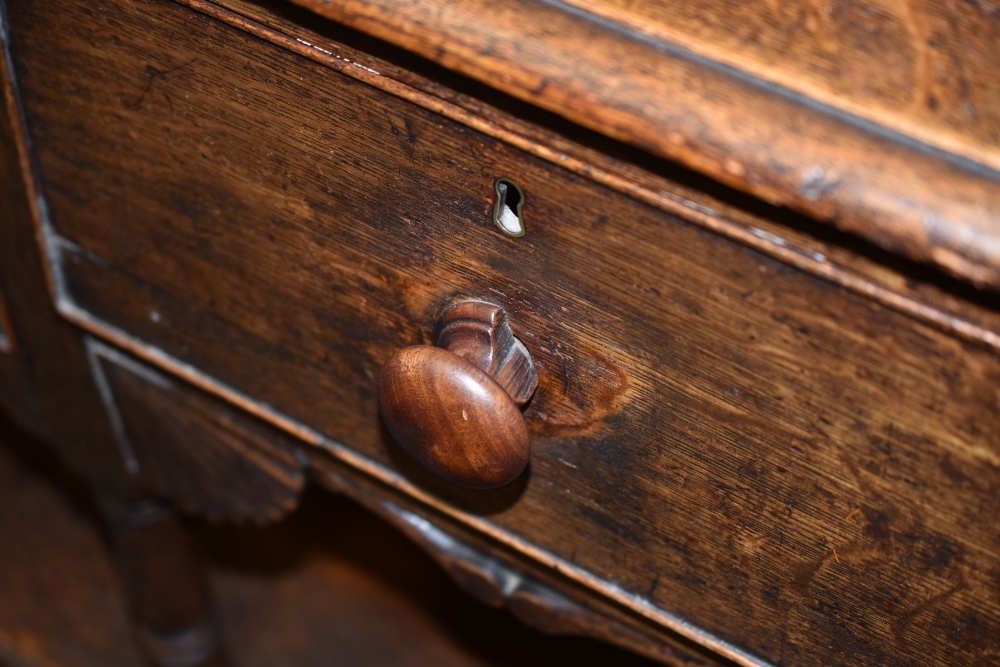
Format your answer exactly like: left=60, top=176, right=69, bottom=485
left=493, top=178, right=525, bottom=237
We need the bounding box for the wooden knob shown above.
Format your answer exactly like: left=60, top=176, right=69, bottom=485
left=378, top=300, right=538, bottom=489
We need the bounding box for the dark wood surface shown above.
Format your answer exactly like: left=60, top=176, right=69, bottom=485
left=288, top=0, right=1000, bottom=289
left=556, top=0, right=1000, bottom=163
left=2, top=36, right=233, bottom=666
left=0, top=415, right=662, bottom=667
left=0, top=422, right=145, bottom=667
left=432, top=299, right=539, bottom=408
left=93, top=340, right=727, bottom=665
left=311, top=453, right=729, bottom=666
left=70, top=0, right=1000, bottom=356
left=6, top=1, right=999, bottom=665
left=0, top=292, right=12, bottom=354
left=94, top=342, right=307, bottom=524
left=0, top=10, right=138, bottom=501
left=108, top=498, right=230, bottom=667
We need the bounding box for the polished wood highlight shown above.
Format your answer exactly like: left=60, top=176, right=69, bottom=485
left=380, top=347, right=530, bottom=488
left=433, top=299, right=539, bottom=408
left=379, top=298, right=537, bottom=488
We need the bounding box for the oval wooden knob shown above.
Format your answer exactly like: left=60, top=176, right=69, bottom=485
left=378, top=300, right=538, bottom=489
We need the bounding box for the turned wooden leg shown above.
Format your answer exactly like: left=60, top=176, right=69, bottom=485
left=104, top=497, right=230, bottom=667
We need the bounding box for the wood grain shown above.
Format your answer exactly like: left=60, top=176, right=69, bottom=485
left=3, top=32, right=233, bottom=667
left=6, top=1, right=1000, bottom=666
left=313, top=456, right=731, bottom=667
left=379, top=298, right=537, bottom=488
left=0, top=418, right=667, bottom=667
left=0, top=15, right=134, bottom=498
left=66, top=342, right=725, bottom=665
left=557, top=0, right=1000, bottom=168
left=287, top=0, right=1000, bottom=289
left=379, top=346, right=531, bottom=488
left=147, top=0, right=1000, bottom=354
left=93, top=342, right=307, bottom=524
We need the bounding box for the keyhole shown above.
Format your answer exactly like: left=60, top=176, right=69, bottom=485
left=492, top=178, right=525, bottom=237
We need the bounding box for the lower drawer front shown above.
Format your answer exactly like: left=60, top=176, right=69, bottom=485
left=11, top=0, right=1000, bottom=665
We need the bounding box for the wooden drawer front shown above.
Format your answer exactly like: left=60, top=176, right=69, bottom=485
left=10, top=1, right=1000, bottom=665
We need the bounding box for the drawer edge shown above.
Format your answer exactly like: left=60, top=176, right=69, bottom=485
left=61, top=293, right=775, bottom=667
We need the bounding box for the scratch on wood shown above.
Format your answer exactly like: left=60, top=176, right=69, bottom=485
left=891, top=578, right=968, bottom=647
left=844, top=508, right=862, bottom=522
left=647, top=573, right=661, bottom=597
left=125, top=57, right=198, bottom=109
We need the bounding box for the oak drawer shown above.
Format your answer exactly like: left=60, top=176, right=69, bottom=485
left=8, top=0, right=1000, bottom=665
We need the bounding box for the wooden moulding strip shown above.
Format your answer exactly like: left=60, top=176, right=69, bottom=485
left=557, top=0, right=1000, bottom=175
left=182, top=0, right=1000, bottom=354
left=279, top=0, right=1000, bottom=290
left=58, top=300, right=774, bottom=667
left=0, top=1, right=64, bottom=306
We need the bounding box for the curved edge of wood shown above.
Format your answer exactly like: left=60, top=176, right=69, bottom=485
left=88, top=338, right=308, bottom=526
left=80, top=321, right=737, bottom=665
left=288, top=0, right=1000, bottom=290
left=313, top=460, right=742, bottom=667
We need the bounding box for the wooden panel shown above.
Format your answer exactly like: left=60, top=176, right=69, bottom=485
left=7, top=1, right=1000, bottom=666
left=557, top=0, right=1000, bottom=166
left=0, top=25, right=132, bottom=496
left=310, top=455, right=731, bottom=667
left=91, top=342, right=307, bottom=524
left=285, top=0, right=1000, bottom=291
left=118, top=0, right=983, bottom=362
left=0, top=415, right=665, bottom=667
left=208, top=0, right=1000, bottom=355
